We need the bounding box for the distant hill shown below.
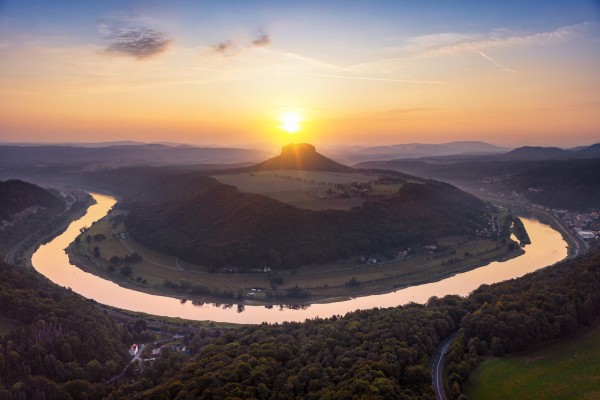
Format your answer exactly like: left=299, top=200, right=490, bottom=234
left=353, top=142, right=600, bottom=165
left=0, top=179, right=62, bottom=222
left=332, top=141, right=509, bottom=163
left=499, top=146, right=570, bottom=160
left=510, top=158, right=600, bottom=211
left=0, top=144, right=269, bottom=167
left=496, top=143, right=600, bottom=161
left=354, top=157, right=600, bottom=211
left=247, top=143, right=355, bottom=172
left=575, top=143, right=600, bottom=158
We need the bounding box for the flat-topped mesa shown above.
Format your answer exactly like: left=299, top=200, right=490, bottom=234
left=248, top=142, right=355, bottom=172
left=280, top=143, right=317, bottom=158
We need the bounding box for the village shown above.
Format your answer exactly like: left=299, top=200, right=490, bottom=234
left=548, top=208, right=600, bottom=241
left=475, top=177, right=599, bottom=243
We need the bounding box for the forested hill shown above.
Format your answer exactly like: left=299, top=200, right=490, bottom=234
left=355, top=158, right=600, bottom=211
left=0, top=179, right=62, bottom=223
left=124, top=172, right=489, bottom=268
left=246, top=143, right=355, bottom=172
left=509, top=158, right=600, bottom=211
left=0, top=179, right=67, bottom=260
left=0, top=260, right=131, bottom=399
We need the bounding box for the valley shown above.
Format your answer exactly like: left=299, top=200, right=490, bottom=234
left=1, top=2, right=598, bottom=398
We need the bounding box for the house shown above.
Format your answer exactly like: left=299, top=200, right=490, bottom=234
left=577, top=231, right=597, bottom=240
left=129, top=344, right=138, bottom=356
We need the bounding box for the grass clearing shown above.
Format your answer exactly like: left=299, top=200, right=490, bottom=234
left=213, top=170, right=385, bottom=210
left=466, top=322, right=600, bottom=400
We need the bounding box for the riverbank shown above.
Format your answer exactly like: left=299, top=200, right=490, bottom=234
left=67, top=208, right=525, bottom=305
left=6, top=190, right=95, bottom=268
left=467, top=192, right=585, bottom=258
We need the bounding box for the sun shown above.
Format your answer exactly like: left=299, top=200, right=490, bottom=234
left=278, top=111, right=302, bottom=134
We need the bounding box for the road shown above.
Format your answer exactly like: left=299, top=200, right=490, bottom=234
left=431, top=332, right=457, bottom=400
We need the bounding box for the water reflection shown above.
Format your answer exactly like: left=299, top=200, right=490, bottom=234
left=31, top=193, right=568, bottom=324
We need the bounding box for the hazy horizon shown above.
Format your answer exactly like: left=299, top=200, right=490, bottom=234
left=0, top=137, right=598, bottom=151
left=1, top=1, right=599, bottom=148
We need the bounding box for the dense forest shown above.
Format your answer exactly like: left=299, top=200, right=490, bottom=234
left=125, top=176, right=489, bottom=268
left=111, top=303, right=457, bottom=399
left=509, top=158, right=600, bottom=211
left=107, top=244, right=600, bottom=399
left=0, top=260, right=132, bottom=400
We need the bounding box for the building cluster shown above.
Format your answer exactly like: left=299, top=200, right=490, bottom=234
left=113, top=232, right=128, bottom=240
left=550, top=209, right=600, bottom=241
left=360, top=243, right=440, bottom=265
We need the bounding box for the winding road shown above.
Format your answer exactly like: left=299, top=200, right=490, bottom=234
left=431, top=332, right=457, bottom=400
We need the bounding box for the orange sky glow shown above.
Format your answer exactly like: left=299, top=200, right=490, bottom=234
left=0, top=1, right=599, bottom=148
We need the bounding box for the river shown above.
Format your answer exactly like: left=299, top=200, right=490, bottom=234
left=31, top=193, right=568, bottom=324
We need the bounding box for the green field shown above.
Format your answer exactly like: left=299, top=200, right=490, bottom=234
left=213, top=170, right=381, bottom=210
left=466, top=323, right=600, bottom=400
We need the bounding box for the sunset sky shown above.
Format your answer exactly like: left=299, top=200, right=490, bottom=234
left=0, top=1, right=599, bottom=149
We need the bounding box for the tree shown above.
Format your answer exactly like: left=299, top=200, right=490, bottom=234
left=490, top=337, right=504, bottom=356
left=121, top=265, right=133, bottom=277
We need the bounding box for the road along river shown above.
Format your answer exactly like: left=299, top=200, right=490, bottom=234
left=32, top=193, right=568, bottom=324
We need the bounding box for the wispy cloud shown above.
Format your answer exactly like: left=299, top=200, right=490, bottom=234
left=379, top=22, right=595, bottom=73
left=103, top=26, right=172, bottom=59
left=402, top=22, right=594, bottom=58
left=211, top=28, right=271, bottom=57
left=99, top=14, right=173, bottom=60
left=211, top=40, right=239, bottom=57
left=252, top=29, right=271, bottom=47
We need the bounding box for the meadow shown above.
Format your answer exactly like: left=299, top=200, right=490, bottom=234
left=213, top=170, right=380, bottom=210
left=466, top=322, right=600, bottom=400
